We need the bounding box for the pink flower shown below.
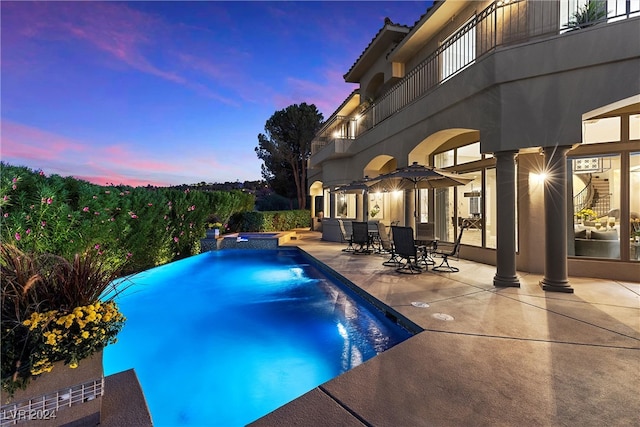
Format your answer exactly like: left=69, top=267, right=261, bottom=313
left=12, top=178, right=17, bottom=183
left=167, top=201, right=172, bottom=206
left=94, top=211, right=100, bottom=215
left=14, top=233, right=21, bottom=241
left=26, top=229, right=31, bottom=235
left=12, top=185, right=16, bottom=190
left=126, top=252, right=133, bottom=259
left=83, top=207, right=89, bottom=212
left=3, top=196, right=8, bottom=201
left=3, top=213, right=8, bottom=218
left=46, top=198, right=52, bottom=205
left=130, top=214, right=138, bottom=219
left=39, top=170, right=44, bottom=176
left=173, top=237, right=179, bottom=242
left=93, top=195, right=97, bottom=199
left=94, top=244, right=100, bottom=250
left=148, top=203, right=153, bottom=206
left=41, top=221, right=46, bottom=228
left=180, top=231, right=184, bottom=236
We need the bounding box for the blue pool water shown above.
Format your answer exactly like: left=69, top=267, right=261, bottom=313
left=104, top=249, right=413, bottom=426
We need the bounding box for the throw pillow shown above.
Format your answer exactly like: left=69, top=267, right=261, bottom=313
left=574, top=229, right=587, bottom=239
left=590, top=230, right=618, bottom=240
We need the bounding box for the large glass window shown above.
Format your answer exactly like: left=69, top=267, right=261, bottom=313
left=485, top=168, right=497, bottom=249
left=419, top=189, right=429, bottom=223
left=456, top=172, right=483, bottom=247
left=434, top=187, right=454, bottom=242
left=570, top=154, right=621, bottom=259
left=323, top=188, right=330, bottom=218
left=630, top=152, right=640, bottom=261
left=368, top=192, right=384, bottom=220
left=335, top=193, right=356, bottom=218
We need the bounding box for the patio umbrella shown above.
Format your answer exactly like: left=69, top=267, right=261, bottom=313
left=366, top=162, right=473, bottom=218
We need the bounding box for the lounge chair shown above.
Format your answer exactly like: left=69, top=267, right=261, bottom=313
left=391, top=226, right=422, bottom=274
left=432, top=222, right=467, bottom=272
left=377, top=222, right=401, bottom=266
left=351, top=221, right=372, bottom=254
left=338, top=219, right=354, bottom=252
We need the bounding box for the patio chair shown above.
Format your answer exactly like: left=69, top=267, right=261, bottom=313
left=351, top=221, right=372, bottom=254
left=338, top=219, right=354, bottom=252
left=391, top=226, right=422, bottom=274
left=377, top=222, right=401, bottom=267
left=432, top=222, right=468, bottom=272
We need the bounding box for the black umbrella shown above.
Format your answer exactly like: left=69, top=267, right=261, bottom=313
left=367, top=162, right=473, bottom=218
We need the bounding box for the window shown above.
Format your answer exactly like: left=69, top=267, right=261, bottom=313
left=630, top=152, right=640, bottom=262
left=583, top=117, right=621, bottom=143
left=434, top=149, right=454, bottom=168
left=485, top=168, right=497, bottom=249
left=570, top=154, right=621, bottom=259
left=456, top=172, right=482, bottom=247
left=335, top=193, right=356, bottom=218
left=323, top=188, right=330, bottom=218
left=368, top=192, right=384, bottom=220
left=631, top=114, right=640, bottom=140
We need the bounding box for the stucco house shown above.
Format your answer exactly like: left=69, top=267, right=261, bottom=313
left=308, top=0, right=640, bottom=288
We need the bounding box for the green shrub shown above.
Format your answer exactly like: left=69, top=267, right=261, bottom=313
left=228, top=210, right=310, bottom=232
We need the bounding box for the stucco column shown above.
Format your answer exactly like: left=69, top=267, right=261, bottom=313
left=540, top=146, right=574, bottom=293
left=493, top=151, right=520, bottom=288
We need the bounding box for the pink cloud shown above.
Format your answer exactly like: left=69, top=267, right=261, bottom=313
left=0, top=120, right=192, bottom=187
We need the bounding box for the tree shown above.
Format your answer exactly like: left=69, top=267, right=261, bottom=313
left=255, top=103, right=323, bottom=210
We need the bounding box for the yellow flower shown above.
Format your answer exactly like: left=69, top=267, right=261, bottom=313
left=81, top=331, right=89, bottom=339
left=69, top=361, right=78, bottom=369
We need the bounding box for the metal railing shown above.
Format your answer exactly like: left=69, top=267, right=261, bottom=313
left=311, top=0, right=638, bottom=156
left=0, top=378, right=104, bottom=426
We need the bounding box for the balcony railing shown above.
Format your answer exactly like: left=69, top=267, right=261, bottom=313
left=311, top=0, right=638, bottom=156
left=311, top=115, right=358, bottom=154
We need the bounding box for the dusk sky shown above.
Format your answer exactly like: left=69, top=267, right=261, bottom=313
left=1, top=1, right=432, bottom=187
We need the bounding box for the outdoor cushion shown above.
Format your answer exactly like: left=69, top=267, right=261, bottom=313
left=590, top=230, right=618, bottom=240
left=575, top=229, right=587, bottom=239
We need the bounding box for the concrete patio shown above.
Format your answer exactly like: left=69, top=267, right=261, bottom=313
left=252, top=230, right=640, bottom=426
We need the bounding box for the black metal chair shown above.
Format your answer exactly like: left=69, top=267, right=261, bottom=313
left=377, top=222, right=401, bottom=266
left=338, top=219, right=354, bottom=252
left=432, top=222, right=467, bottom=272
left=351, top=221, right=372, bottom=254
left=391, top=226, right=422, bottom=274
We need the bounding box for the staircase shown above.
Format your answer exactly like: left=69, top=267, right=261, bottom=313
left=590, top=175, right=611, bottom=217
left=573, top=174, right=611, bottom=218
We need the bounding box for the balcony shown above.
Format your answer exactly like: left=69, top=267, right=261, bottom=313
left=310, top=0, right=639, bottom=163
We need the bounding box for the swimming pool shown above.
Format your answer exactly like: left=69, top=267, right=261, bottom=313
left=104, top=248, right=415, bottom=426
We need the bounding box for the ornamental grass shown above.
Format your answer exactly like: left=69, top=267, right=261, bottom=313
left=1, top=244, right=128, bottom=397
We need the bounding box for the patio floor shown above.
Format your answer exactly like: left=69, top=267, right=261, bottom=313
left=251, top=230, right=640, bottom=426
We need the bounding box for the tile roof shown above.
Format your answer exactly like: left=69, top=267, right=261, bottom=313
left=342, top=2, right=439, bottom=81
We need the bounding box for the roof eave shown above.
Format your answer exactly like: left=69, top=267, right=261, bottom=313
left=344, top=24, right=411, bottom=83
